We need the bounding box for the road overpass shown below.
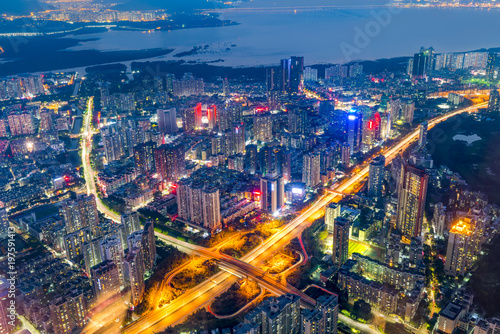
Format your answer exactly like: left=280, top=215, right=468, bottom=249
left=121, top=101, right=486, bottom=333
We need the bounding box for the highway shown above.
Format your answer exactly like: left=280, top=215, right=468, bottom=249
left=120, top=101, right=486, bottom=333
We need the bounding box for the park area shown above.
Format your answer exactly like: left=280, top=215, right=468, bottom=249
left=211, top=280, right=261, bottom=316
left=170, top=257, right=219, bottom=290
left=261, top=252, right=300, bottom=274
left=220, top=233, right=262, bottom=258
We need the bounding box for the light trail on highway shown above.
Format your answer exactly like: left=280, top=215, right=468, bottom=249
left=117, top=101, right=487, bottom=333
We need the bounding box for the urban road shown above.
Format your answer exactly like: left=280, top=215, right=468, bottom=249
left=81, top=97, right=487, bottom=334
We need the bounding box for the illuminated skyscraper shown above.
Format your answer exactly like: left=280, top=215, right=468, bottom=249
left=254, top=113, right=273, bottom=143
left=154, top=142, right=186, bottom=181
left=346, top=110, right=362, bottom=156
left=368, top=155, right=385, bottom=198
left=260, top=175, right=285, bottom=214
left=281, top=56, right=304, bottom=94
left=488, top=89, right=500, bottom=114
left=396, top=165, right=428, bottom=240
left=133, top=141, right=157, bottom=175
left=486, top=52, right=498, bottom=81
left=332, top=217, right=350, bottom=267
left=412, top=47, right=434, bottom=78
left=124, top=247, right=145, bottom=306
left=60, top=194, right=99, bottom=235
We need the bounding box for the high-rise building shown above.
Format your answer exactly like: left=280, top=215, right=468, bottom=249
left=0, top=208, right=9, bottom=238
left=332, top=217, right=350, bottom=267
left=103, top=132, right=124, bottom=163
left=254, top=113, right=273, bottom=143
left=49, top=291, right=87, bottom=334
left=121, top=211, right=141, bottom=239
left=172, top=73, right=204, bottom=97
left=368, top=155, right=385, bottom=198
left=0, top=278, right=11, bottom=334
left=154, top=142, right=186, bottom=181
left=60, top=194, right=99, bottom=235
left=223, top=77, right=230, bottom=97
left=100, top=236, right=125, bottom=285
left=301, top=295, right=339, bottom=334
left=176, top=181, right=222, bottom=230
left=244, top=294, right=301, bottom=334
left=396, top=165, right=428, bottom=240
left=218, top=102, right=242, bottom=132
left=325, top=203, right=341, bottom=233
left=346, top=110, right=362, bottom=156
left=412, top=47, right=434, bottom=78
left=444, top=219, right=483, bottom=276
left=281, top=56, right=304, bottom=94
left=488, top=89, right=500, bottom=114
left=260, top=145, right=285, bottom=177
left=157, top=108, right=177, bottom=135
left=403, top=99, right=415, bottom=124
left=287, top=107, right=308, bottom=134
left=134, top=141, right=157, bottom=175
left=418, top=121, right=428, bottom=148
left=40, top=109, right=53, bottom=132
left=124, top=247, right=145, bottom=306
left=207, top=105, right=217, bottom=129
left=245, top=144, right=258, bottom=174
left=486, top=52, right=498, bottom=81
left=91, top=260, right=121, bottom=300
left=302, top=152, right=321, bottom=188
left=260, top=175, right=285, bottom=214
left=349, top=63, right=363, bottom=77
left=341, top=142, right=350, bottom=166
left=142, top=221, right=156, bottom=272
left=304, top=67, right=318, bottom=82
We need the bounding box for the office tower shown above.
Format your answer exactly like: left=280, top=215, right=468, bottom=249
left=407, top=58, right=414, bottom=76
left=100, top=236, right=125, bottom=285
left=266, top=66, right=281, bottom=92
left=124, top=247, right=145, bottom=306
left=488, top=89, right=500, bottom=114
left=403, top=99, right=415, bottom=124
left=332, top=217, right=350, bottom=267
left=346, top=110, right=362, bottom=155
left=202, top=185, right=222, bottom=230
left=0, top=278, right=10, bottom=334
left=194, top=102, right=203, bottom=129
left=349, top=63, right=363, bottom=77
left=396, top=165, right=429, bottom=241
left=223, top=77, right=230, bottom=97
left=254, top=113, right=273, bottom=143
left=154, top=142, right=186, bottom=181
left=0, top=208, right=9, bottom=238
left=432, top=203, right=446, bottom=238
left=260, top=175, right=285, bottom=214
left=368, top=155, right=386, bottom=198
left=134, top=141, right=157, bottom=175
left=302, top=152, right=321, bottom=188
left=172, top=73, right=204, bottom=97
left=304, top=67, right=318, bottom=82
left=157, top=108, right=177, bottom=135
left=287, top=107, right=307, bottom=134
left=418, top=121, right=428, bottom=148
left=49, top=291, right=87, bottom=334
left=60, top=194, right=99, bottom=235
left=142, top=221, right=156, bottom=272
left=103, top=132, right=124, bottom=163
left=444, top=219, right=482, bottom=276
left=325, top=203, right=341, bottom=233
left=412, top=47, right=435, bottom=78
left=40, top=109, right=53, bottom=132
left=486, top=52, right=498, bottom=81
left=341, top=142, right=350, bottom=167
left=121, top=211, right=141, bottom=238
left=301, top=295, right=339, bottom=334
left=281, top=56, right=304, bottom=94
left=91, top=260, right=121, bottom=300
left=245, top=144, right=258, bottom=174
left=245, top=294, right=301, bottom=334
left=207, top=105, right=217, bottom=129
